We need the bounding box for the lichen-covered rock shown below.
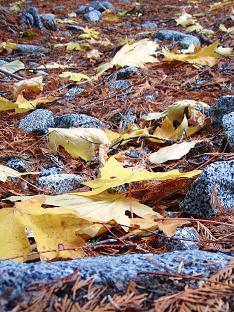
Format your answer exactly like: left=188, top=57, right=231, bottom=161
left=154, top=30, right=200, bottom=48
left=6, top=157, right=30, bottom=172
left=91, top=1, right=113, bottom=12
left=0, top=250, right=233, bottom=311
left=181, top=160, right=234, bottom=218
left=21, top=7, right=44, bottom=30
left=18, top=109, right=55, bottom=133
left=16, top=44, right=48, bottom=54
left=38, top=174, right=84, bottom=194
left=209, top=95, right=234, bottom=127
left=39, top=167, right=62, bottom=177
left=40, top=13, right=57, bottom=31
left=159, top=227, right=199, bottom=251
left=110, top=79, right=132, bottom=90
left=84, top=10, right=102, bottom=23
left=142, top=22, right=157, bottom=29
left=116, top=66, right=140, bottom=80
left=63, top=87, right=84, bottom=99
left=54, top=113, right=103, bottom=128
left=222, top=112, right=234, bottom=151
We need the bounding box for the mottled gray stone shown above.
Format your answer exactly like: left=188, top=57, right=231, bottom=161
left=55, top=113, right=103, bottom=128
left=39, top=167, right=62, bottom=177
left=142, top=22, right=157, bottom=29
left=144, top=93, right=156, bottom=101
left=75, top=5, right=94, bottom=14
left=222, top=112, right=234, bottom=151
left=181, top=160, right=234, bottom=218
left=38, top=174, right=84, bottom=194
left=18, top=109, right=55, bottom=134
left=84, top=10, right=102, bottom=23
left=63, top=87, right=84, bottom=99
left=116, top=66, right=140, bottom=80
left=209, top=95, right=234, bottom=127
left=110, top=79, right=131, bottom=90
left=111, top=110, right=136, bottom=131
left=0, top=251, right=233, bottom=310
left=125, top=149, right=141, bottom=158
left=6, top=157, right=29, bottom=172
left=160, top=227, right=199, bottom=251
left=67, top=25, right=84, bottom=32
left=91, top=1, right=113, bottom=12
left=40, top=13, right=57, bottom=31
left=16, top=44, right=48, bottom=54
left=155, top=30, right=200, bottom=48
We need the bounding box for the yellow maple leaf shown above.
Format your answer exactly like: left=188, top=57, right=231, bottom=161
left=0, top=41, right=17, bottom=54
left=0, top=96, right=17, bottom=111
left=13, top=76, right=44, bottom=97
left=79, top=27, right=99, bottom=40
left=15, top=94, right=59, bottom=113
left=48, top=128, right=110, bottom=161
left=176, top=11, right=196, bottom=27
left=59, top=72, right=90, bottom=82
left=76, top=157, right=201, bottom=196
left=163, top=40, right=222, bottom=67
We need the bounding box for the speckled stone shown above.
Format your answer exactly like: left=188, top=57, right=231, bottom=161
left=116, top=66, right=140, bottom=80
left=40, top=13, right=57, bottom=31
left=159, top=227, right=199, bottom=251
left=209, top=95, right=234, bottom=127
left=18, top=109, right=55, bottom=133
left=154, top=30, right=200, bottom=48
left=110, top=79, right=132, bottom=90
left=75, top=5, right=94, bottom=14
left=39, top=167, right=62, bottom=177
left=63, top=87, right=84, bottom=99
left=54, top=113, right=103, bottom=128
left=91, top=0, right=113, bottom=12
left=38, top=174, right=84, bottom=194
left=111, top=110, right=136, bottom=131
left=0, top=250, right=233, bottom=311
left=6, top=157, right=29, bottom=173
left=142, top=22, right=157, bottom=29
left=181, top=160, right=234, bottom=218
left=144, top=93, right=156, bottom=101
left=223, top=112, right=234, bottom=151
left=84, top=10, right=102, bottom=23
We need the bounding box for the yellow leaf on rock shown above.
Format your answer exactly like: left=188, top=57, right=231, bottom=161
left=0, top=208, right=31, bottom=262
left=13, top=76, right=44, bottom=97
left=59, top=72, right=90, bottom=82
left=163, top=40, right=222, bottom=67
left=48, top=128, right=110, bottom=161
left=97, top=39, right=159, bottom=75
left=77, top=157, right=201, bottom=196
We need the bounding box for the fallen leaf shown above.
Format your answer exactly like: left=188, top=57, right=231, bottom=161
left=186, top=23, right=203, bottom=33
left=148, top=141, right=200, bottom=164
left=0, top=41, right=17, bottom=54
left=209, top=1, right=233, bottom=11
left=79, top=28, right=99, bottom=40
left=0, top=60, right=25, bottom=74
left=219, top=24, right=234, bottom=33
left=216, top=46, right=233, bottom=56
left=76, top=157, right=201, bottom=196
left=59, top=72, right=90, bottom=82
left=157, top=219, right=190, bottom=237
left=163, top=40, right=222, bottom=67
left=15, top=94, right=59, bottom=113
left=86, top=49, right=102, bottom=60
left=0, top=96, right=17, bottom=111
left=13, top=76, right=44, bottom=97
left=0, top=164, right=22, bottom=182
left=176, top=11, right=196, bottom=27
left=48, top=128, right=110, bottom=161
left=97, top=39, right=159, bottom=75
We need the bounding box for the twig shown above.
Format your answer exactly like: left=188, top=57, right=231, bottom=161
left=0, top=68, right=24, bottom=80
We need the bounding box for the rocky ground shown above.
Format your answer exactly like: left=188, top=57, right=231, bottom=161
left=0, top=0, right=233, bottom=311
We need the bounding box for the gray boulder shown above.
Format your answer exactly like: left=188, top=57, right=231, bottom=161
left=18, top=109, right=55, bottom=134
left=91, top=1, right=113, bottom=12
left=222, top=112, right=234, bottom=151
left=38, top=174, right=84, bottom=194
left=155, top=30, right=200, bottom=48
left=0, top=250, right=233, bottom=311
left=54, top=113, right=103, bottom=128
left=181, top=160, right=234, bottom=218
left=209, top=95, right=234, bottom=127
left=39, top=166, right=62, bottom=177
left=84, top=10, right=102, bottom=23
left=110, top=79, right=132, bottom=90
left=40, top=13, right=57, bottom=31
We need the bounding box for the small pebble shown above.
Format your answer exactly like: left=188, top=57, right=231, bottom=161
left=39, top=167, right=62, bottom=177
left=110, top=80, right=131, bottom=90
left=91, top=1, right=113, bottom=12
left=142, top=22, right=157, bottom=29
left=63, top=87, right=84, bottom=99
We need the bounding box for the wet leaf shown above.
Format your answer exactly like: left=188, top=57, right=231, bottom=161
left=0, top=60, right=25, bottom=74
left=59, top=72, right=90, bottom=82
left=13, top=76, right=44, bottom=97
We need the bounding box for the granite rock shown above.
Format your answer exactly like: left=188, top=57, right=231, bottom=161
left=16, top=44, right=48, bottom=54
left=155, top=30, right=200, bottom=48
left=84, top=10, right=102, bottom=23
left=144, top=93, right=156, bottom=101
left=54, top=113, right=103, bottom=128
left=111, top=110, right=136, bottom=131
left=142, top=22, right=157, bottom=29
left=40, top=13, right=57, bottom=31
left=116, top=66, right=140, bottom=80
left=222, top=112, right=234, bottom=151
left=181, top=160, right=234, bottom=218
left=18, top=109, right=55, bottom=133
left=39, top=166, right=62, bottom=177
left=0, top=250, right=233, bottom=311
left=75, top=5, right=94, bottom=14
left=209, top=95, right=234, bottom=127
left=110, top=79, right=132, bottom=90
left=63, top=87, right=84, bottom=99
left=6, top=157, right=30, bottom=172
left=91, top=1, right=113, bottom=12
left=38, top=174, right=84, bottom=194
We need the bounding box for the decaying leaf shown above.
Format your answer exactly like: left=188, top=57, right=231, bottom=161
left=176, top=11, right=196, bottom=27
left=0, top=41, right=17, bottom=54
left=59, top=72, right=90, bottom=82
left=0, top=164, right=23, bottom=182
left=79, top=28, right=99, bottom=40
left=77, top=156, right=201, bottom=196
left=13, top=76, right=44, bottom=97
left=216, top=46, right=233, bottom=56
left=157, top=219, right=190, bottom=237
left=163, top=40, right=222, bottom=67
left=97, top=39, right=159, bottom=75
left=0, top=60, right=25, bottom=74
left=0, top=96, right=17, bottom=111
left=48, top=128, right=110, bottom=161
left=148, top=141, right=200, bottom=164
left=15, top=94, right=59, bottom=113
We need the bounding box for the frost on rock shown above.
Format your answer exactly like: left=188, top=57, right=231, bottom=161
left=181, top=160, right=234, bottom=218
left=38, top=174, right=85, bottom=194
left=18, top=109, right=55, bottom=134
